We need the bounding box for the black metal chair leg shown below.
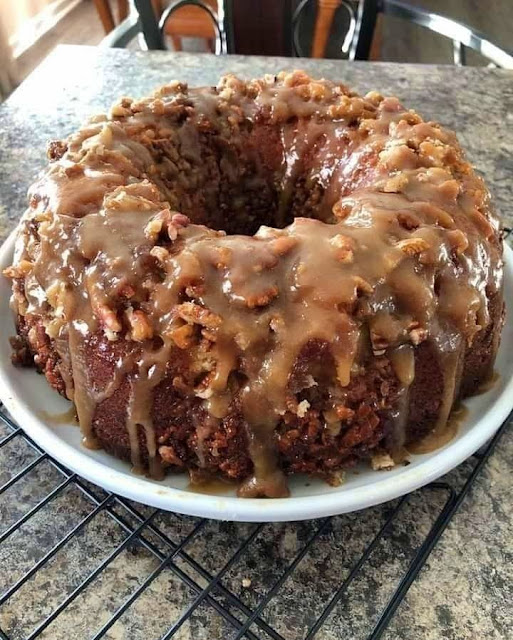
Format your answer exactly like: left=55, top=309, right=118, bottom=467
left=350, top=0, right=380, bottom=60
left=134, top=0, right=166, bottom=50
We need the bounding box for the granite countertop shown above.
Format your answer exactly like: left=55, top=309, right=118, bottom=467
left=0, top=45, right=512, bottom=640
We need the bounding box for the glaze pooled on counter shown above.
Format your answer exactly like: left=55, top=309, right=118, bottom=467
left=5, top=71, right=503, bottom=497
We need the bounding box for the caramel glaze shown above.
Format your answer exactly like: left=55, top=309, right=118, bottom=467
left=37, top=406, right=78, bottom=426
left=5, top=71, right=503, bottom=497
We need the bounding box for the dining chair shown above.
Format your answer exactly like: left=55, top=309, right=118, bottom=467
left=102, top=0, right=513, bottom=68
left=292, top=0, right=513, bottom=67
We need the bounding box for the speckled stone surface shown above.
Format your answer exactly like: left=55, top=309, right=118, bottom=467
left=0, top=46, right=511, bottom=640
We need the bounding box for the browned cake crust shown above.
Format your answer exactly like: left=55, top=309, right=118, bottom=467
left=5, top=71, right=504, bottom=497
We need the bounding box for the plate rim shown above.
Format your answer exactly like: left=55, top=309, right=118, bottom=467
left=0, top=229, right=511, bottom=522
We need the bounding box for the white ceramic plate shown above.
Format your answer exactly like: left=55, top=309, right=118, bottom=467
left=0, top=231, right=512, bottom=522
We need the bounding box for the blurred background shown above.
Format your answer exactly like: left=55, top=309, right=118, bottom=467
left=1, top=0, right=511, bottom=101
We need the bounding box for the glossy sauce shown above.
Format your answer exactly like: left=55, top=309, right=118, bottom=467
left=187, top=477, right=237, bottom=495
left=407, top=404, right=468, bottom=455
left=38, top=405, right=77, bottom=426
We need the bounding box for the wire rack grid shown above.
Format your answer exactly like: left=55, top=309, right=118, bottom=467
left=0, top=226, right=511, bottom=640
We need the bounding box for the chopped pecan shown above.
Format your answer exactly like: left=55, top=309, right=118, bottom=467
left=145, top=209, right=190, bottom=242
left=270, top=236, right=298, bottom=256
left=45, top=317, right=66, bottom=339
left=364, top=90, right=384, bottom=105
left=396, top=237, right=430, bottom=256
left=212, top=246, right=232, bottom=269
left=97, top=304, right=122, bottom=333
left=379, top=144, right=417, bottom=171
left=150, top=246, right=169, bottom=263
left=296, top=399, right=311, bottom=418
left=438, top=179, right=459, bottom=201
left=281, top=70, right=311, bottom=88
left=109, top=103, right=131, bottom=118
left=446, top=229, right=469, bottom=255
left=201, top=328, right=217, bottom=342
left=471, top=210, right=495, bottom=239
left=330, top=234, right=355, bottom=263
left=335, top=405, right=355, bottom=423
left=3, top=260, right=33, bottom=279
left=410, top=326, right=428, bottom=345
left=383, top=173, right=409, bottom=193
left=244, top=285, right=279, bottom=309
left=169, top=324, right=194, bottom=349
left=46, top=281, right=67, bottom=312
left=332, top=200, right=352, bottom=221
left=145, top=218, right=163, bottom=240
left=326, top=470, right=346, bottom=487
left=159, top=445, right=184, bottom=467
left=416, top=202, right=455, bottom=229
left=126, top=308, right=153, bottom=342
left=371, top=451, right=395, bottom=471
left=397, top=211, right=421, bottom=230
left=176, top=302, right=222, bottom=328
left=47, top=140, right=68, bottom=161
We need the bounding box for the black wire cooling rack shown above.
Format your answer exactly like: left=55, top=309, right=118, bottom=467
left=1, top=227, right=512, bottom=640
left=0, top=405, right=511, bottom=640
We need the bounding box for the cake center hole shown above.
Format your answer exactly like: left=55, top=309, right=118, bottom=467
left=152, top=123, right=332, bottom=236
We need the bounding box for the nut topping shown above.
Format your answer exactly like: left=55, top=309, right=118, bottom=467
left=330, top=234, right=355, bottom=263
left=396, top=237, right=430, bottom=256
left=169, top=324, right=194, bottom=349
left=447, top=229, right=469, bottom=255
left=176, top=302, right=222, bottom=329
left=126, top=308, right=153, bottom=342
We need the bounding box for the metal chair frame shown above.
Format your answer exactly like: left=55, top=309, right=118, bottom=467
left=101, top=0, right=513, bottom=69
left=292, top=0, right=358, bottom=59
left=102, top=0, right=233, bottom=53
left=350, top=0, right=513, bottom=67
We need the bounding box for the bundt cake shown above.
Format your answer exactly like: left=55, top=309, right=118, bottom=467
left=4, top=71, right=503, bottom=497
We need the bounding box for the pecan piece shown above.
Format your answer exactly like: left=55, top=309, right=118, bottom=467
left=330, top=234, right=355, bottom=263
left=371, top=451, right=395, bottom=471
left=296, top=399, right=311, bottom=418
left=109, top=103, right=131, bottom=118
left=212, top=246, right=232, bottom=269
left=396, top=237, right=430, bottom=256
left=47, top=140, right=68, bottom=161
left=97, top=304, right=122, bottom=334
left=446, top=229, right=469, bottom=255
left=159, top=445, right=184, bottom=467
left=169, top=324, right=194, bottom=349
left=270, top=236, right=298, bottom=256
left=397, top=211, right=421, bottom=230
left=150, top=246, right=170, bottom=263
left=126, top=308, right=153, bottom=342
left=3, top=260, right=33, bottom=279
left=176, top=302, right=222, bottom=328
left=335, top=406, right=355, bottom=423
left=383, top=173, right=409, bottom=193
left=410, top=326, right=428, bottom=345
left=145, top=209, right=190, bottom=242
left=332, top=200, right=352, bottom=221
left=244, top=285, right=279, bottom=309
